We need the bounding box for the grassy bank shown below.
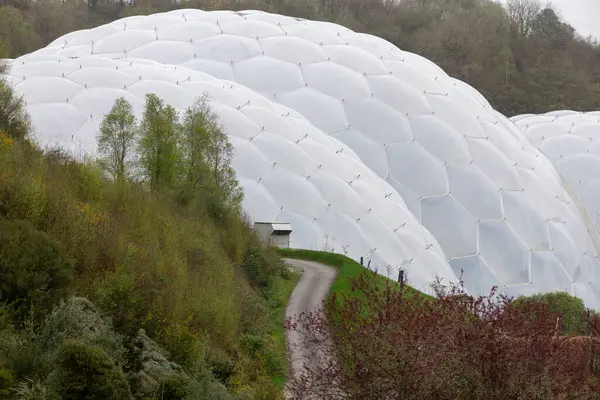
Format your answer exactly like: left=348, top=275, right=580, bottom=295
left=274, top=248, right=432, bottom=302
left=0, top=77, right=298, bottom=398
left=0, top=133, right=300, bottom=399
left=264, top=273, right=299, bottom=388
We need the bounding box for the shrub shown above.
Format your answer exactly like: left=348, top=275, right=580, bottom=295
left=94, top=265, right=149, bottom=337
left=241, top=237, right=284, bottom=289
left=159, top=373, right=192, bottom=399
left=208, top=350, right=237, bottom=385
left=9, top=377, right=52, bottom=400
left=47, top=340, right=132, bottom=400
left=0, top=308, right=54, bottom=381
left=0, top=219, right=74, bottom=322
left=0, top=366, right=13, bottom=396
left=0, top=72, right=31, bottom=141
left=285, top=272, right=600, bottom=400
left=184, top=367, right=237, bottom=400
left=39, top=297, right=126, bottom=366
left=251, top=379, right=284, bottom=400
left=241, top=247, right=263, bottom=288
left=0, top=325, right=51, bottom=382
left=236, top=282, right=269, bottom=336
left=513, top=291, right=587, bottom=336
left=158, top=322, right=205, bottom=370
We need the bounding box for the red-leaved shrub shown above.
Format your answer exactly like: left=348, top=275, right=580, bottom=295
left=285, top=271, right=600, bottom=400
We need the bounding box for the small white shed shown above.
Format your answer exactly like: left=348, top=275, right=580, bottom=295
left=254, top=222, right=293, bottom=248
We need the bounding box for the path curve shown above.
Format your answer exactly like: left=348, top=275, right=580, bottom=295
left=283, top=258, right=337, bottom=392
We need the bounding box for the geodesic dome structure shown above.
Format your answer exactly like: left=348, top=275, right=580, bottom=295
left=512, top=111, right=600, bottom=241
left=7, top=53, right=457, bottom=294
left=9, top=9, right=600, bottom=307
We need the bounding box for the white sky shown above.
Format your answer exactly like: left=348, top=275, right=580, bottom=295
left=498, top=0, right=600, bottom=40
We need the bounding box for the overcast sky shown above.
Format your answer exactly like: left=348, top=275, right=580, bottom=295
left=498, top=0, right=600, bottom=40
left=550, top=0, right=600, bottom=39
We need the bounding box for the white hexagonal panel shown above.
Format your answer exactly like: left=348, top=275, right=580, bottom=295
left=513, top=110, right=600, bottom=243
left=9, top=9, right=600, bottom=307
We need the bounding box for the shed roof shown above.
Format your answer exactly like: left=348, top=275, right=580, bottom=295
left=254, top=221, right=292, bottom=232
left=271, top=223, right=292, bottom=232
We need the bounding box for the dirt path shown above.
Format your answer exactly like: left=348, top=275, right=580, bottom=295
left=283, top=258, right=337, bottom=395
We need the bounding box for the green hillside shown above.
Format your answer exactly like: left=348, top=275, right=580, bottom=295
left=0, top=68, right=296, bottom=399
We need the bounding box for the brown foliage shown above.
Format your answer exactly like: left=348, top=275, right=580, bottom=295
left=285, top=272, right=600, bottom=400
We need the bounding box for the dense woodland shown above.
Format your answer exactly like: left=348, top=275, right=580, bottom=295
left=0, top=0, right=599, bottom=116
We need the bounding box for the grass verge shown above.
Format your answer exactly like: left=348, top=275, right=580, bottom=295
left=266, top=271, right=300, bottom=388
left=274, top=248, right=432, bottom=302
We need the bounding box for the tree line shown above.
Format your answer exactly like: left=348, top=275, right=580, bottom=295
left=0, top=0, right=599, bottom=116
left=96, top=93, right=243, bottom=219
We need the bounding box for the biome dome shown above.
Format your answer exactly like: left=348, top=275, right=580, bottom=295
left=29, top=9, right=600, bottom=304
left=512, top=111, right=600, bottom=240
left=10, top=9, right=600, bottom=307
left=6, top=53, right=457, bottom=294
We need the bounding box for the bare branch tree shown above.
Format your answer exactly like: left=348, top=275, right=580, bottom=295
left=505, top=0, right=541, bottom=36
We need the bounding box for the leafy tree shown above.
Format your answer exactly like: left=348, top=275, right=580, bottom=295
left=0, top=71, right=31, bottom=141
left=97, top=97, right=138, bottom=181
left=0, top=219, right=74, bottom=322
left=179, top=96, right=243, bottom=211
left=505, top=0, right=541, bottom=36
left=0, top=6, right=40, bottom=58
left=137, top=93, right=180, bottom=192
left=179, top=96, right=214, bottom=192
left=202, top=110, right=243, bottom=211
left=530, top=7, right=576, bottom=50
left=25, top=0, right=88, bottom=48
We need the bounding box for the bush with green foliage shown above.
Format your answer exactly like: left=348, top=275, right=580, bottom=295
left=39, top=297, right=126, bottom=365
left=0, top=219, right=74, bottom=322
left=47, top=339, right=132, bottom=400
left=0, top=309, right=52, bottom=383
left=512, top=291, right=588, bottom=336
left=242, top=238, right=285, bottom=289
left=0, top=367, right=13, bottom=397
left=0, top=69, right=30, bottom=142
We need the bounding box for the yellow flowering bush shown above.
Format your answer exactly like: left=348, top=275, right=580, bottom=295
left=74, top=200, right=106, bottom=226
left=0, top=131, right=13, bottom=147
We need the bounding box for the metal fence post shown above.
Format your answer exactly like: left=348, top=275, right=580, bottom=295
left=398, top=269, right=405, bottom=299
